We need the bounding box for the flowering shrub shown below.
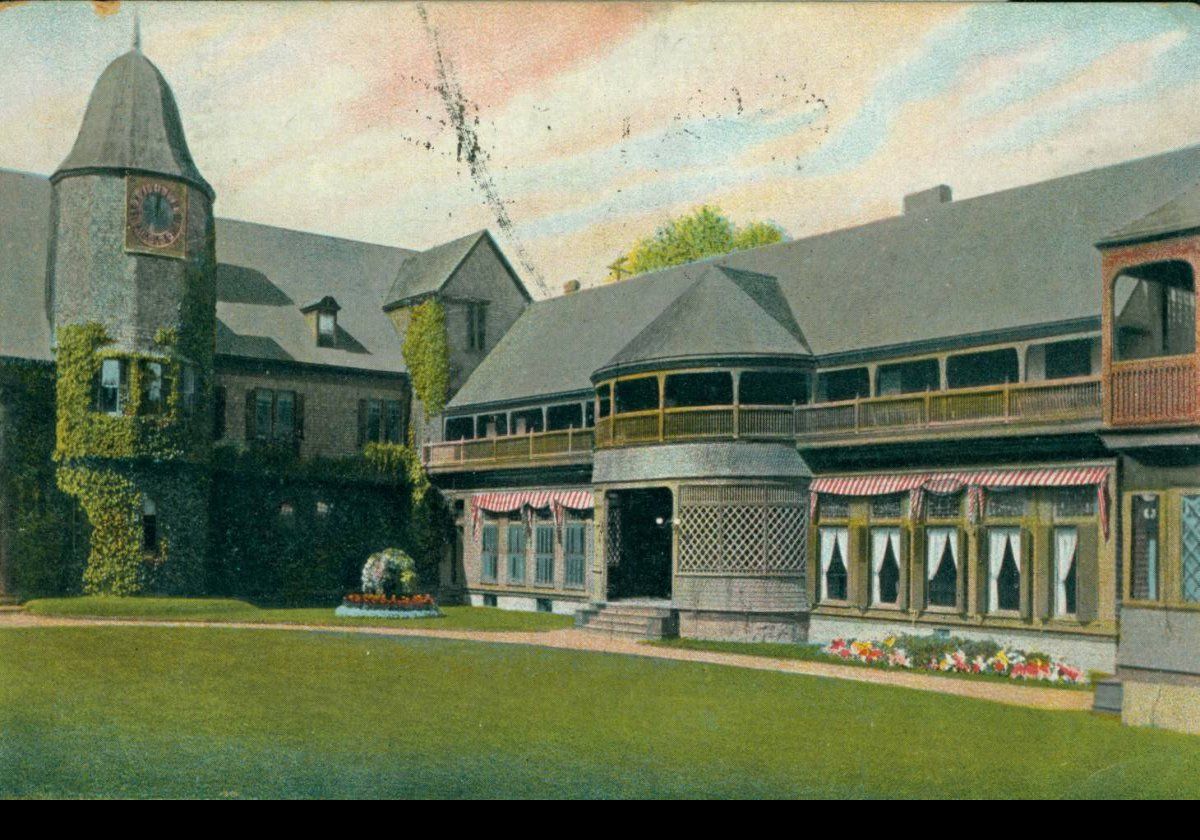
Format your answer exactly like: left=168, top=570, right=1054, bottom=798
left=360, top=548, right=418, bottom=596
left=822, top=635, right=1087, bottom=684
left=342, top=592, right=437, bottom=611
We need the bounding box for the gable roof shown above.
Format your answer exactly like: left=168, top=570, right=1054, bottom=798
left=214, top=219, right=412, bottom=373
left=382, top=230, right=530, bottom=311
left=1099, top=180, right=1200, bottom=247
left=448, top=143, right=1200, bottom=411
left=597, top=266, right=811, bottom=376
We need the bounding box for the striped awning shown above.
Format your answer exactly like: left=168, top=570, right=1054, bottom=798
left=810, top=465, right=1112, bottom=536
left=471, top=490, right=593, bottom=534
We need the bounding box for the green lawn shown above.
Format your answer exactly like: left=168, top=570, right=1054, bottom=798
left=23, top=596, right=573, bottom=632
left=2, top=626, right=1199, bottom=798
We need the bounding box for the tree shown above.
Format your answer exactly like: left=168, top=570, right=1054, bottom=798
left=608, top=206, right=785, bottom=281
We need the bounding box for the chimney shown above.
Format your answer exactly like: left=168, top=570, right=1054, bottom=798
left=903, top=184, right=952, bottom=215
left=563, top=279, right=580, bottom=295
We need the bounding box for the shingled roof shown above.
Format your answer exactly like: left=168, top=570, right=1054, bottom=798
left=1099, top=180, right=1200, bottom=247
left=448, top=143, right=1200, bottom=410
left=53, top=50, right=213, bottom=199
left=382, top=230, right=529, bottom=311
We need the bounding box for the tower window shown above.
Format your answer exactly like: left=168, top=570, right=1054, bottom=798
left=466, top=302, right=488, bottom=350
left=142, top=497, right=158, bottom=553
left=140, top=361, right=166, bottom=414
left=94, top=358, right=129, bottom=415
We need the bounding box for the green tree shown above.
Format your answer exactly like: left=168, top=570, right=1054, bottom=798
left=401, top=299, right=451, bottom=417
left=610, top=206, right=785, bottom=281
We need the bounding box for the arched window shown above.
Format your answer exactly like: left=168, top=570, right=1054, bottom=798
left=1113, top=260, right=1195, bottom=361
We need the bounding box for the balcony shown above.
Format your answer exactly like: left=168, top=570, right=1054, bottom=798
left=1107, top=356, right=1200, bottom=428
left=424, top=427, right=594, bottom=473
left=593, top=375, right=1101, bottom=449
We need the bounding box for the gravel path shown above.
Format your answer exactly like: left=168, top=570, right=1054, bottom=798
left=0, top=610, right=1093, bottom=711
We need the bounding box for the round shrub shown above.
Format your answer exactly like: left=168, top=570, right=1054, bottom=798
left=361, top=548, right=419, bottom=597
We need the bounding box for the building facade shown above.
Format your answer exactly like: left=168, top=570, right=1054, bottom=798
left=1, top=43, right=1199, bottom=734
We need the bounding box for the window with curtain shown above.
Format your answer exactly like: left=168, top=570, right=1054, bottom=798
left=926, top=527, right=958, bottom=607
left=871, top=527, right=901, bottom=606
left=1130, top=494, right=1160, bottom=601
left=988, top=527, right=1022, bottom=613
left=1054, top=526, right=1079, bottom=617
left=819, top=527, right=849, bottom=601
left=94, top=358, right=128, bottom=415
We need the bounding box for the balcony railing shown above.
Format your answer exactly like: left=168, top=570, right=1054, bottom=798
left=1108, top=356, right=1200, bottom=427
left=423, top=427, right=594, bottom=471
left=424, top=377, right=1102, bottom=469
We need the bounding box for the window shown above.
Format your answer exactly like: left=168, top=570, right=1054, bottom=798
left=987, top=527, right=1022, bottom=612
left=507, top=523, right=526, bottom=583
left=466, top=302, right=488, bottom=350
left=139, top=361, right=167, bottom=415
left=596, top=384, right=611, bottom=419
left=180, top=364, right=198, bottom=417
left=535, top=525, right=555, bottom=585
left=875, top=359, right=939, bottom=396
left=1130, top=494, right=1160, bottom=601
left=1181, top=495, right=1200, bottom=603
left=614, top=377, right=659, bottom=414
left=213, top=385, right=227, bottom=440
left=564, top=523, right=587, bottom=588
left=946, top=348, right=1019, bottom=389
left=584, top=400, right=595, bottom=427
left=247, top=389, right=303, bottom=446
left=317, top=311, right=337, bottom=346
left=94, top=358, right=128, bottom=415
left=1054, top=526, right=1079, bottom=617
left=819, top=527, right=849, bottom=601
left=1044, top=339, right=1093, bottom=380
left=926, top=527, right=958, bottom=608
left=871, top=527, right=901, bottom=606
left=739, top=371, right=809, bottom=405
left=482, top=593, right=498, bottom=607
left=1053, top=487, right=1097, bottom=518
left=1113, top=260, right=1195, bottom=361
left=985, top=490, right=1027, bottom=519
left=142, top=497, right=158, bottom=553
left=925, top=492, right=961, bottom=520
left=663, top=371, right=733, bottom=408
left=819, top=496, right=850, bottom=520
left=444, top=416, right=474, bottom=441
left=275, top=391, right=296, bottom=440
left=536, top=598, right=553, bottom=613
left=475, top=413, right=507, bottom=438
left=511, top=408, right=544, bottom=435
left=358, top=398, right=404, bottom=445
left=481, top=525, right=499, bottom=583
left=546, top=403, right=584, bottom=431
left=870, top=494, right=903, bottom=520
left=816, top=367, right=870, bottom=403
left=254, top=389, right=274, bottom=440
left=316, top=501, right=332, bottom=517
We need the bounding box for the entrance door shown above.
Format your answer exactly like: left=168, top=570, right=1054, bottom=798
left=607, top=488, right=673, bottom=600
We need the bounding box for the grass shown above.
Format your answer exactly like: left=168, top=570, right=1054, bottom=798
left=1, top=626, right=1198, bottom=798
left=23, top=596, right=574, bottom=632
left=647, top=638, right=1091, bottom=691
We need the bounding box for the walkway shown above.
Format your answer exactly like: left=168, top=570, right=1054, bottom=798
left=0, top=610, right=1093, bottom=712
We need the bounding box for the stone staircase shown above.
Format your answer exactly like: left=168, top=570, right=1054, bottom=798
left=575, top=600, right=679, bottom=640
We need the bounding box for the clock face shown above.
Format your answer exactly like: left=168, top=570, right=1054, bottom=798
left=125, top=176, right=187, bottom=257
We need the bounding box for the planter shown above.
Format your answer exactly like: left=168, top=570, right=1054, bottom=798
left=336, top=593, right=442, bottom=619
left=335, top=604, right=442, bottom=619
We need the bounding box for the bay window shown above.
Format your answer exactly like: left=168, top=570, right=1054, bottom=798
left=94, top=358, right=128, bottom=415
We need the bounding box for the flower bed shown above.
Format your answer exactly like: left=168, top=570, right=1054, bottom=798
left=822, top=635, right=1086, bottom=685
left=334, top=592, right=442, bottom=619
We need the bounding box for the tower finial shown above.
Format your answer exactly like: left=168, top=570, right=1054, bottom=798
left=132, top=6, right=141, bottom=52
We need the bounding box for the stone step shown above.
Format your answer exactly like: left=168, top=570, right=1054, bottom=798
left=592, top=604, right=675, bottom=618
left=576, top=602, right=679, bottom=640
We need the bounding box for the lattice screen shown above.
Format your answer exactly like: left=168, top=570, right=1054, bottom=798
left=1182, top=495, right=1200, bottom=602
left=677, top=485, right=807, bottom=576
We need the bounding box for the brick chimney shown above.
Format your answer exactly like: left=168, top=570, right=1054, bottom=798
left=903, top=184, right=952, bottom=215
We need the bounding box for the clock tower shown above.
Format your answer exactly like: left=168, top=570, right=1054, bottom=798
left=48, top=42, right=216, bottom=594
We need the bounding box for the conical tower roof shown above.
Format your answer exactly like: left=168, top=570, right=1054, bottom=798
left=52, top=49, right=213, bottom=199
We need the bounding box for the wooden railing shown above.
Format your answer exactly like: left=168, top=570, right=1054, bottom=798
left=425, top=377, right=1103, bottom=468
left=1108, top=356, right=1200, bottom=427
left=589, top=376, right=1102, bottom=448
left=423, top=427, right=594, bottom=469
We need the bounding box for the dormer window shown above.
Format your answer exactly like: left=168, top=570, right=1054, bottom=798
left=300, top=296, right=341, bottom=348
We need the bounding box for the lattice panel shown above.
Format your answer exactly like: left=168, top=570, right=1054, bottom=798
left=605, top=502, right=622, bottom=568
left=1182, top=495, right=1200, bottom=602
left=678, top=489, right=807, bottom=576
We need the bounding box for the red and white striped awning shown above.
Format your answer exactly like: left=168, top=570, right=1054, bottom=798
left=810, top=465, right=1112, bottom=536
left=471, top=490, right=593, bottom=534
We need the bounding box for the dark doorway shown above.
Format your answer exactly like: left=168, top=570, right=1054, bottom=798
left=607, top=488, right=673, bottom=600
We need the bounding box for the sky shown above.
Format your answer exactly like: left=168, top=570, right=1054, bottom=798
left=1, top=1, right=1199, bottom=297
